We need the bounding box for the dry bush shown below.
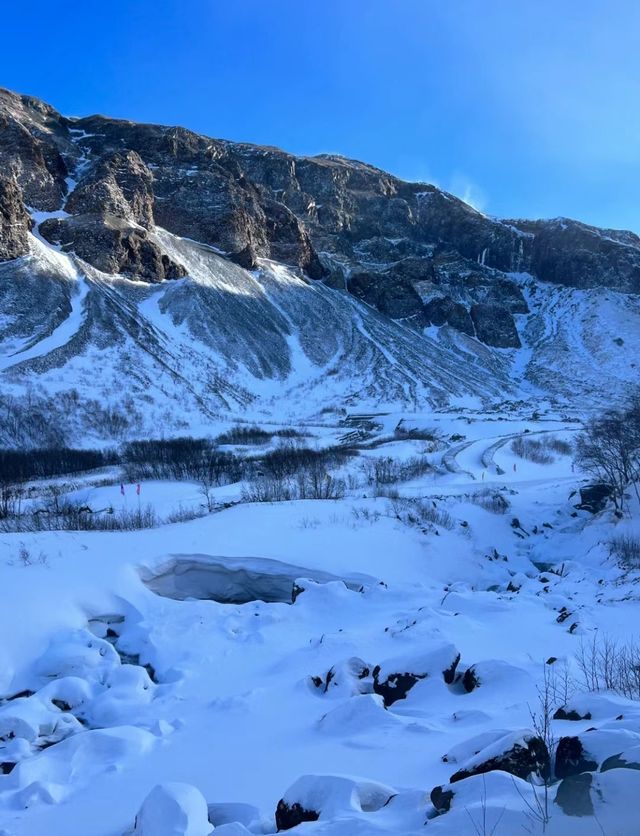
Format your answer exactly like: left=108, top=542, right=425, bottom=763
left=388, top=496, right=454, bottom=531
left=470, top=489, right=510, bottom=514
left=611, top=534, right=640, bottom=569
left=577, top=634, right=640, bottom=699
left=511, top=436, right=554, bottom=465
left=361, top=455, right=432, bottom=495
left=215, top=425, right=272, bottom=445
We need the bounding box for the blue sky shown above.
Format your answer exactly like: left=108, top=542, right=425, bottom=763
left=2, top=1, right=639, bottom=231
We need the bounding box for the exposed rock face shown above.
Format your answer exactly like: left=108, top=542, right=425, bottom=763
left=66, top=150, right=155, bottom=228
left=514, top=218, right=640, bottom=293
left=40, top=215, right=186, bottom=282
left=0, top=178, right=30, bottom=261
left=424, top=296, right=474, bottom=335
left=470, top=303, right=521, bottom=348
left=1, top=85, right=639, bottom=315
left=0, top=88, right=76, bottom=211
left=348, top=271, right=425, bottom=319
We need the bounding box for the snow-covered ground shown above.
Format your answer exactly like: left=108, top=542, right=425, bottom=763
left=0, top=417, right=639, bottom=835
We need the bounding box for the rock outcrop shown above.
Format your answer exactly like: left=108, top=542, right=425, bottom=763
left=66, top=150, right=155, bottom=228
left=1, top=84, right=639, bottom=329
left=40, top=215, right=186, bottom=282
left=0, top=177, right=30, bottom=261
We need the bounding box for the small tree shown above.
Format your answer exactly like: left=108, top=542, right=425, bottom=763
left=575, top=394, right=640, bottom=510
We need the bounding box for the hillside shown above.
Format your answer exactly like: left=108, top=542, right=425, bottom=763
left=0, top=88, right=639, bottom=445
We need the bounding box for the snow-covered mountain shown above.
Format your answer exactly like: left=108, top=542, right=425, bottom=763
left=1, top=85, right=639, bottom=444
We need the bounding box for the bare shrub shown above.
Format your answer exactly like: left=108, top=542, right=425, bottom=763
left=18, top=543, right=32, bottom=566
left=577, top=633, right=640, bottom=699
left=388, top=496, right=454, bottom=531
left=575, top=394, right=640, bottom=510
left=361, top=457, right=401, bottom=492
left=216, top=425, right=272, bottom=445
left=0, top=500, right=160, bottom=532
left=241, top=476, right=295, bottom=503
left=511, top=437, right=554, bottom=465
left=547, top=437, right=573, bottom=456
left=393, top=424, right=442, bottom=443
left=0, top=483, right=24, bottom=520
left=361, top=455, right=432, bottom=495
left=0, top=447, right=118, bottom=482
left=471, top=489, right=510, bottom=514
left=611, top=534, right=640, bottom=569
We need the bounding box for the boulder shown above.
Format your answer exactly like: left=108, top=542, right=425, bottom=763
left=462, top=666, right=480, bottom=693
left=577, top=483, right=612, bottom=513
left=470, top=303, right=521, bottom=348
left=555, top=736, right=598, bottom=779
left=348, top=271, right=425, bottom=319
left=134, top=783, right=213, bottom=836
left=275, top=774, right=395, bottom=831
left=372, top=644, right=460, bottom=707
left=450, top=731, right=550, bottom=783
left=424, top=296, right=474, bottom=335
left=311, top=656, right=372, bottom=698
left=430, top=784, right=454, bottom=814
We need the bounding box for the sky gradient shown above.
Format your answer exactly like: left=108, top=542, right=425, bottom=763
left=2, top=1, right=638, bottom=231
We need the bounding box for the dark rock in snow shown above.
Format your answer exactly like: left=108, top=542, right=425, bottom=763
left=0, top=177, right=30, bottom=261
left=555, top=736, right=598, bottom=779
left=601, top=745, right=640, bottom=773
left=462, top=666, right=480, bottom=693
left=443, top=653, right=461, bottom=685
left=275, top=800, right=320, bottom=831
left=470, top=303, right=521, bottom=348
left=577, top=483, right=612, bottom=513
left=450, top=734, right=550, bottom=783
left=372, top=666, right=426, bottom=706
left=430, top=784, right=454, bottom=814
left=553, top=707, right=592, bottom=721
left=348, top=271, right=425, bottom=319
left=424, top=296, right=474, bottom=335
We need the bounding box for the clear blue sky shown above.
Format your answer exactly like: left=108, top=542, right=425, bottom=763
left=2, top=0, right=639, bottom=231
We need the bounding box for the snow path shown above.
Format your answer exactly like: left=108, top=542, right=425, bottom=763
left=0, top=277, right=89, bottom=371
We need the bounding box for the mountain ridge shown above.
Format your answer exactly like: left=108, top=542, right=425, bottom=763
left=0, top=86, right=638, bottom=445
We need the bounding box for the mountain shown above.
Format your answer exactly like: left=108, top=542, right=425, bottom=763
left=0, top=87, right=638, bottom=444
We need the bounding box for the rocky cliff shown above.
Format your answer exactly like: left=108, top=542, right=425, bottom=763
left=1, top=88, right=639, bottom=344
left=0, top=87, right=638, bottom=441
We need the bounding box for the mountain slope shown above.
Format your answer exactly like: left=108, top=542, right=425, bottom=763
left=0, top=88, right=638, bottom=443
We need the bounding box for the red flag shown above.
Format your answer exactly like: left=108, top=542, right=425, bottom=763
left=136, top=483, right=141, bottom=496
left=120, top=483, right=125, bottom=496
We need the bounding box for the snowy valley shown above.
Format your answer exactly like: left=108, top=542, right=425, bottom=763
left=0, top=86, right=639, bottom=835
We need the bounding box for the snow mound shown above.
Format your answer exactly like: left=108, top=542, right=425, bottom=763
left=133, top=783, right=213, bottom=836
